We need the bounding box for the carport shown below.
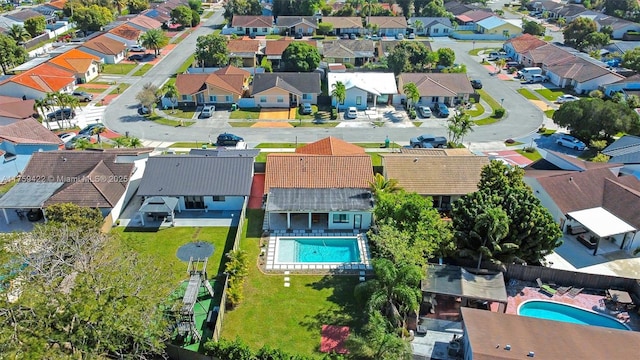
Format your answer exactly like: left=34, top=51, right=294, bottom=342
left=137, top=196, right=180, bottom=226
left=0, top=182, right=64, bottom=224
left=567, top=207, right=637, bottom=256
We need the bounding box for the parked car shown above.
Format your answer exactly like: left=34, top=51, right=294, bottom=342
left=556, top=134, right=587, bottom=151
left=487, top=51, right=508, bottom=61
left=556, top=94, right=580, bottom=104
left=395, top=33, right=404, bottom=40
left=249, top=33, right=257, bottom=39
left=417, top=106, right=432, bottom=118
left=341, top=33, right=350, bottom=39
left=79, top=123, right=105, bottom=135
left=294, top=32, right=303, bottom=39
left=346, top=107, right=358, bottom=119
left=72, top=91, right=93, bottom=102
left=128, top=54, right=144, bottom=61
left=470, top=79, right=483, bottom=89
left=526, top=74, right=548, bottom=83
left=138, top=105, right=150, bottom=115
left=216, top=133, right=244, bottom=146
left=128, top=44, right=145, bottom=52
left=371, top=34, right=380, bottom=41
left=58, top=132, right=76, bottom=143
left=431, top=103, right=450, bottom=118
left=506, top=61, right=523, bottom=69
left=349, top=33, right=357, bottom=40
left=410, top=134, right=447, bottom=148
left=200, top=105, right=215, bottom=118
left=300, top=103, right=312, bottom=115
left=64, top=134, right=90, bottom=150
left=47, top=108, right=76, bottom=120
left=408, top=33, right=416, bottom=39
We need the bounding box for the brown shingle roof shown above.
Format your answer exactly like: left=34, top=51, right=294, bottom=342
left=504, top=33, right=547, bottom=53
left=128, top=15, right=162, bottom=30
left=108, top=23, right=142, bottom=41
left=231, top=15, right=273, bottom=28
left=295, top=137, right=365, bottom=155
left=264, top=154, right=373, bottom=192
left=0, top=118, right=62, bottom=145
left=546, top=58, right=623, bottom=83
left=398, top=73, right=474, bottom=96
left=175, top=66, right=249, bottom=96
left=523, top=43, right=573, bottom=65
left=264, top=39, right=316, bottom=56
left=82, top=34, right=126, bottom=55
left=381, top=153, right=489, bottom=195
left=227, top=39, right=260, bottom=54
left=462, top=307, right=640, bottom=360
left=322, top=16, right=363, bottom=29
left=367, top=16, right=407, bottom=28
left=0, top=96, right=35, bottom=120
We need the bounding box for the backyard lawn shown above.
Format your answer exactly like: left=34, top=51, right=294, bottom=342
left=221, top=210, right=364, bottom=356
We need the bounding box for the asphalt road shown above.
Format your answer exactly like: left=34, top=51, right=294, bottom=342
left=103, top=9, right=548, bottom=147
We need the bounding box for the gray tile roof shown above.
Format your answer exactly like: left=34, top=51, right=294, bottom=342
left=602, top=135, right=640, bottom=164
left=252, top=72, right=321, bottom=95
left=275, top=16, right=317, bottom=28
left=137, top=156, right=254, bottom=197
left=0, top=182, right=63, bottom=208
left=265, top=187, right=373, bottom=212
left=189, top=148, right=260, bottom=157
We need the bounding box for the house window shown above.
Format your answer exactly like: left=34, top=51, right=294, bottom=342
left=253, top=27, right=258, bottom=33
left=277, top=96, right=284, bottom=103
left=226, top=95, right=232, bottom=102
left=444, top=28, right=449, bottom=33
left=441, top=196, right=452, bottom=210
left=262, top=28, right=267, bottom=32
left=210, top=95, right=217, bottom=102
left=431, top=97, right=438, bottom=102
left=356, top=96, right=362, bottom=105
left=184, top=196, right=205, bottom=209
left=182, top=95, right=192, bottom=101
left=237, top=27, right=242, bottom=31
left=213, top=196, right=226, bottom=202
left=260, top=96, right=267, bottom=103
left=332, top=214, right=349, bottom=223
left=433, top=28, right=439, bottom=34
left=86, top=71, right=90, bottom=77
left=302, top=93, right=311, bottom=100
left=343, top=57, right=350, bottom=63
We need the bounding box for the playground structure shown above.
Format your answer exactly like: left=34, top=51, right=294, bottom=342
left=176, top=257, right=215, bottom=343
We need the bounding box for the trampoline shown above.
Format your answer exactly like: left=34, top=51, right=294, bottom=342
left=176, top=242, right=215, bottom=262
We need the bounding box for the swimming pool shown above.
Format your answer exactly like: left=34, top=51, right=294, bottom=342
left=276, top=237, right=361, bottom=263
left=518, top=300, right=630, bottom=330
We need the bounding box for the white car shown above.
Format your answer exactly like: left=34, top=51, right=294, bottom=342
left=556, top=94, right=580, bottom=104
left=128, top=44, right=146, bottom=52
left=346, top=107, right=358, bottom=119
left=58, top=132, right=76, bottom=143
left=556, top=134, right=587, bottom=151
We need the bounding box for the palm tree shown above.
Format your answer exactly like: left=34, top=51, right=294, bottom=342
left=112, top=0, right=126, bottom=14
left=470, top=206, right=511, bottom=270
left=140, top=29, right=169, bottom=56
left=113, top=136, right=129, bottom=148
left=402, top=82, right=419, bottom=111
left=34, top=98, right=51, bottom=129
left=128, top=137, right=142, bottom=148
left=447, top=110, right=474, bottom=145
left=369, top=173, right=400, bottom=196
left=345, top=311, right=411, bottom=359
left=44, top=93, right=62, bottom=129
left=331, top=81, right=346, bottom=112
left=413, top=20, right=424, bottom=36
left=8, top=24, right=30, bottom=44
left=74, top=137, right=91, bottom=150
left=164, top=83, right=179, bottom=114
left=495, top=58, right=507, bottom=73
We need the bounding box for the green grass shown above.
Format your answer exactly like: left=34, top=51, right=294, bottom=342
left=465, top=102, right=485, bottom=117
left=167, top=108, right=196, bottom=119
left=256, top=143, right=304, bottom=148
left=169, top=142, right=212, bottom=148
left=75, top=86, right=105, bottom=94
left=133, top=64, right=153, bottom=76
left=109, top=83, right=130, bottom=95
left=506, top=141, right=523, bottom=147
left=177, top=55, right=196, bottom=73
left=228, top=122, right=258, bottom=127
left=517, top=88, right=539, bottom=100
left=539, top=128, right=556, bottom=136
left=101, top=63, right=138, bottom=75
left=535, top=89, right=565, bottom=101
left=222, top=210, right=364, bottom=356
left=474, top=89, right=503, bottom=125
left=229, top=108, right=261, bottom=120
left=413, top=121, right=422, bottom=127
left=290, top=121, right=338, bottom=128
left=543, top=35, right=553, bottom=41
left=265, top=34, right=283, bottom=40
left=147, top=114, right=194, bottom=127
left=544, top=109, right=555, bottom=119
left=294, top=105, right=319, bottom=120
left=0, top=180, right=17, bottom=195
left=369, top=153, right=383, bottom=166
left=356, top=142, right=401, bottom=149
left=468, top=47, right=500, bottom=56
left=516, top=149, right=542, bottom=161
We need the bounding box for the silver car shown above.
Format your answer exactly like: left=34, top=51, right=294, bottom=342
left=418, top=106, right=432, bottom=118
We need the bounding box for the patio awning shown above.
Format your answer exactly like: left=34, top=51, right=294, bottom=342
left=421, top=264, right=462, bottom=296
left=461, top=268, right=508, bottom=303
left=139, top=196, right=179, bottom=214
left=265, top=188, right=373, bottom=212
left=421, top=264, right=508, bottom=303
left=567, top=207, right=636, bottom=238
left=0, top=182, right=63, bottom=208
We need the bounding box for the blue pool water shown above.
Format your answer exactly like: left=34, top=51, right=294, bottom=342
left=518, top=300, right=630, bottom=330
left=277, top=237, right=361, bottom=263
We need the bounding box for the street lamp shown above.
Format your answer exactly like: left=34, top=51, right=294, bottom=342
left=500, top=98, right=504, bottom=108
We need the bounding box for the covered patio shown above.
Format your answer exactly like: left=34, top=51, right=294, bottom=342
left=567, top=207, right=638, bottom=256
left=0, top=182, right=63, bottom=225
left=136, top=196, right=180, bottom=226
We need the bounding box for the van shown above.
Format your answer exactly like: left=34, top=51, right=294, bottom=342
left=517, top=67, right=542, bottom=79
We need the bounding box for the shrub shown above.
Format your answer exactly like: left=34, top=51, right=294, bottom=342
left=493, top=108, right=506, bottom=118
left=591, top=153, right=610, bottom=162
left=331, top=107, right=337, bottom=120
left=523, top=146, right=536, bottom=153
left=344, top=62, right=354, bottom=69
left=408, top=109, right=417, bottom=119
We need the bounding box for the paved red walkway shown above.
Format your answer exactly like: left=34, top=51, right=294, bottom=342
left=248, top=173, right=265, bottom=209
left=484, top=150, right=532, bottom=167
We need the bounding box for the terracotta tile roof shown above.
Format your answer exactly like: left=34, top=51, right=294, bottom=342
left=264, top=154, right=373, bottom=192
left=20, top=151, right=136, bottom=208
left=381, top=153, right=489, bottom=195
left=47, top=0, right=67, bottom=10
left=322, top=17, right=363, bottom=29
left=504, top=34, right=547, bottom=53
left=176, top=66, right=249, bottom=96
left=48, top=48, right=101, bottom=74
left=82, top=34, right=127, bottom=55
left=295, top=137, right=365, bottom=155
left=108, top=23, right=142, bottom=41
left=0, top=118, right=61, bottom=145
left=0, top=63, right=75, bottom=93
left=128, top=15, right=162, bottom=30
left=367, top=16, right=407, bottom=28
left=398, top=73, right=474, bottom=96
left=264, top=39, right=316, bottom=56
left=227, top=39, right=260, bottom=54
left=0, top=96, right=36, bottom=120
left=215, top=65, right=251, bottom=76
left=231, top=15, right=273, bottom=28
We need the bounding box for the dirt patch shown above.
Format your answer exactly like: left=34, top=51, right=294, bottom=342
left=251, top=122, right=293, bottom=128
left=259, top=109, right=291, bottom=120
left=100, top=94, right=119, bottom=106
left=529, top=99, right=554, bottom=111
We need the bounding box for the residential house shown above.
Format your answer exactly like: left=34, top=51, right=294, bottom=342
left=548, top=4, right=592, bottom=22
left=322, top=40, right=375, bottom=66
left=378, top=40, right=431, bottom=57
left=595, top=15, right=640, bottom=40
left=601, top=74, right=640, bottom=98
left=39, top=0, right=67, bottom=13
left=264, top=39, right=317, bottom=69
left=275, top=16, right=317, bottom=36
left=0, top=63, right=75, bottom=100
left=47, top=48, right=101, bottom=84
left=602, top=135, right=640, bottom=178
left=0, top=149, right=153, bottom=226
left=520, top=43, right=574, bottom=68
left=105, top=24, right=142, bottom=48
left=0, top=16, right=19, bottom=31
left=461, top=308, right=640, bottom=360
left=0, top=96, right=37, bottom=125
left=175, top=65, right=249, bottom=107
left=327, top=72, right=397, bottom=110
left=476, top=16, right=522, bottom=38
left=398, top=73, right=475, bottom=106
left=0, top=118, right=62, bottom=180
left=127, top=15, right=162, bottom=32
left=136, top=156, right=254, bottom=220
left=263, top=137, right=374, bottom=230
left=455, top=10, right=493, bottom=25
left=367, top=16, right=407, bottom=37
left=380, top=148, right=489, bottom=210
left=227, top=39, right=261, bottom=67
left=141, top=8, right=172, bottom=25
left=502, top=34, right=547, bottom=62
left=5, top=9, right=55, bottom=25
left=408, top=17, right=453, bottom=37
left=251, top=72, right=321, bottom=108
left=524, top=151, right=640, bottom=254
left=544, top=57, right=624, bottom=93
left=444, top=1, right=483, bottom=16
left=231, top=15, right=274, bottom=36
left=530, top=0, right=564, bottom=14
left=320, top=17, right=364, bottom=36
left=80, top=34, right=127, bottom=64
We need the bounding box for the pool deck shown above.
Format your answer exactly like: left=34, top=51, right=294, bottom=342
left=264, top=231, right=372, bottom=273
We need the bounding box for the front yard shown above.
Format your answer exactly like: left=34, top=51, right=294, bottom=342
left=535, top=88, right=565, bottom=102
left=229, top=108, right=261, bottom=120
left=102, top=63, right=138, bottom=75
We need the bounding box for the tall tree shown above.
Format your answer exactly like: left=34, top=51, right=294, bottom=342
left=136, top=83, right=160, bottom=115
left=171, top=4, right=193, bottom=28
left=387, top=41, right=434, bottom=74
left=563, top=17, right=597, bottom=50
left=223, top=0, right=262, bottom=22
left=281, top=42, right=321, bottom=72
left=140, top=28, right=169, bottom=56
left=396, top=0, right=412, bottom=18
left=23, top=15, right=46, bottom=38
left=7, top=24, right=30, bottom=43
left=522, top=19, right=545, bottom=36
left=403, top=82, right=419, bottom=110
left=71, top=5, right=114, bottom=33
left=331, top=81, right=346, bottom=111
left=345, top=311, right=412, bottom=359
left=436, top=47, right=455, bottom=67
left=468, top=206, right=511, bottom=270
left=195, top=33, right=228, bottom=67
left=164, top=83, right=179, bottom=113
left=127, top=0, right=149, bottom=14
left=447, top=110, right=474, bottom=144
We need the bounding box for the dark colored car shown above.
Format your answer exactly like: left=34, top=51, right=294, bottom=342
left=128, top=54, right=144, bottom=61
left=78, top=123, right=105, bottom=136
left=294, top=32, right=303, bottom=39
left=431, top=103, right=450, bottom=118
left=470, top=80, right=483, bottom=89
left=216, top=133, right=244, bottom=146
left=249, top=33, right=257, bottom=39
left=47, top=108, right=76, bottom=120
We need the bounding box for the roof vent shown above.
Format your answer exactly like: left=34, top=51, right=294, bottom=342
left=62, top=157, right=67, bottom=162
left=414, top=158, right=418, bottom=162
left=504, top=345, right=511, bottom=351
left=569, top=176, right=573, bottom=182
left=528, top=351, right=535, bottom=357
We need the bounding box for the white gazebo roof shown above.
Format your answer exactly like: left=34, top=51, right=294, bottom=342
left=567, top=207, right=636, bottom=238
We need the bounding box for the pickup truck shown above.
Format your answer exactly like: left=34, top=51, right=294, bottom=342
left=409, top=134, right=447, bottom=148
